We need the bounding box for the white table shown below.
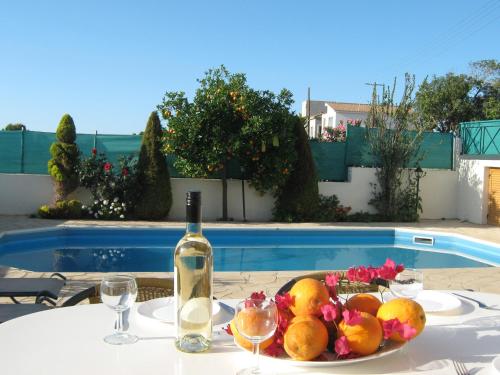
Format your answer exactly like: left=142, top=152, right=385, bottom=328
left=0, top=291, right=499, bottom=375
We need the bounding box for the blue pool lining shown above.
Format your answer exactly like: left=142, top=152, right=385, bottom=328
left=0, top=226, right=499, bottom=267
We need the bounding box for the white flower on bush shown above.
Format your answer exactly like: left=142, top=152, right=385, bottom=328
left=122, top=203, right=126, bottom=207
left=114, top=197, right=119, bottom=203
left=120, top=214, right=125, bottom=219
left=94, top=213, right=99, bottom=218
left=103, top=200, right=108, bottom=205
left=98, top=210, right=103, bottom=215
left=94, top=200, right=98, bottom=205
left=81, top=205, right=86, bottom=209
left=89, top=210, right=93, bottom=214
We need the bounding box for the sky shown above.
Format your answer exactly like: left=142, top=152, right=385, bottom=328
left=0, top=0, right=499, bottom=134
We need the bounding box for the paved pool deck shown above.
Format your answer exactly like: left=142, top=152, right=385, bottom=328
left=1, top=215, right=499, bottom=303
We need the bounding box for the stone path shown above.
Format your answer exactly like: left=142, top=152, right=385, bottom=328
left=1, top=215, right=499, bottom=304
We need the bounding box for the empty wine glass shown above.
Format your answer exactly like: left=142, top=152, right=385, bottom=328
left=234, top=298, right=278, bottom=375
left=100, top=274, right=138, bottom=345
left=389, top=268, right=424, bottom=299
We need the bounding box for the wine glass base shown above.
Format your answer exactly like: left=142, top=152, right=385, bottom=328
left=104, top=332, right=138, bottom=345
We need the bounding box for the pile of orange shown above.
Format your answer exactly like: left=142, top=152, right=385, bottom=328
left=232, top=277, right=426, bottom=361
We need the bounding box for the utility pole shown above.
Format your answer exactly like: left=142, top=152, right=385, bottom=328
left=365, top=82, right=385, bottom=90
left=307, top=87, right=311, bottom=137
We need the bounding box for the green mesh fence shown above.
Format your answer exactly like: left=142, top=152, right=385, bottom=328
left=460, top=120, right=500, bottom=155
left=310, top=142, right=347, bottom=181
left=0, top=128, right=454, bottom=181
left=345, top=125, right=454, bottom=169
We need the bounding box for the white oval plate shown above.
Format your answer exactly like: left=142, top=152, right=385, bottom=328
left=415, top=290, right=462, bottom=313
left=241, top=340, right=405, bottom=368
left=137, top=297, right=220, bottom=323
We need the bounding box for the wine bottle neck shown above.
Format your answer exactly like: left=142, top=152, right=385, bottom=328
left=186, top=222, right=202, bottom=235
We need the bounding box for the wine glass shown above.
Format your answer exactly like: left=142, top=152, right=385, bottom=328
left=100, top=274, right=138, bottom=345
left=389, top=268, right=424, bottom=299
left=234, top=298, right=278, bottom=375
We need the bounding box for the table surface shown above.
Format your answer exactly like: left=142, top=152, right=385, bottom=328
left=0, top=290, right=499, bottom=375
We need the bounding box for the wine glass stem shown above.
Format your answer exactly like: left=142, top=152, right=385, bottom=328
left=115, top=310, right=123, bottom=334
left=252, top=342, right=260, bottom=372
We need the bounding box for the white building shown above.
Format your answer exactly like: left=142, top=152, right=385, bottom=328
left=301, top=100, right=371, bottom=138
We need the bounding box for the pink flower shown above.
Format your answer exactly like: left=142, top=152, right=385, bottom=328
left=104, top=162, right=112, bottom=172
left=325, top=272, right=340, bottom=288
left=334, top=336, right=351, bottom=356
left=91, top=148, right=97, bottom=155
left=342, top=309, right=363, bottom=326
left=265, top=340, right=285, bottom=357
left=321, top=303, right=338, bottom=322
left=377, top=258, right=404, bottom=280
left=382, top=319, right=417, bottom=341
left=275, top=292, right=293, bottom=310
left=121, top=168, right=129, bottom=176
left=245, top=291, right=266, bottom=308
left=346, top=267, right=357, bottom=282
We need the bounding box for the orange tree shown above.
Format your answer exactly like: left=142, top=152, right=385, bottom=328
left=158, top=66, right=296, bottom=220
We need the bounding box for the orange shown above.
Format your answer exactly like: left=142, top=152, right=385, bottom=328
left=230, top=319, right=274, bottom=352
left=338, top=312, right=383, bottom=356
left=345, top=293, right=382, bottom=316
left=376, top=298, right=426, bottom=342
left=284, top=315, right=328, bottom=361
left=289, top=278, right=330, bottom=317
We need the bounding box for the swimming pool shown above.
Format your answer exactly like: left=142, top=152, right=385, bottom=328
left=0, top=227, right=498, bottom=272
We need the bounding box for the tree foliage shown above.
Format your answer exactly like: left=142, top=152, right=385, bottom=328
left=368, top=74, right=425, bottom=222
left=415, top=59, right=500, bottom=132
left=415, top=73, right=476, bottom=132
left=2, top=123, right=26, bottom=131
left=135, top=111, right=172, bottom=220
left=159, top=65, right=296, bottom=220
left=273, top=116, right=319, bottom=221
left=48, top=114, right=79, bottom=201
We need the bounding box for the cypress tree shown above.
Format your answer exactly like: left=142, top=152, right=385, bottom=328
left=135, top=111, right=172, bottom=219
left=48, top=114, right=79, bottom=202
left=273, top=115, right=319, bottom=221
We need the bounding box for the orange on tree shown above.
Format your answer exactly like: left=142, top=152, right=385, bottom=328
left=376, top=298, right=426, bottom=342
left=288, top=278, right=330, bottom=317
left=229, top=319, right=274, bottom=352
left=345, top=293, right=382, bottom=316
left=338, top=312, right=383, bottom=356
left=284, top=315, right=328, bottom=361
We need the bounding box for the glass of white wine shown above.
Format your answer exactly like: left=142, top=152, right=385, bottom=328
left=389, top=268, right=424, bottom=299
left=234, top=298, right=278, bottom=375
left=100, top=274, right=138, bottom=345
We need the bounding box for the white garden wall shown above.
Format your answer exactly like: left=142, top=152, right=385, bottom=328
left=457, top=157, right=500, bottom=224
left=0, top=168, right=458, bottom=221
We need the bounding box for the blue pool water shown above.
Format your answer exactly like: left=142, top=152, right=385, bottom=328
left=0, top=227, right=498, bottom=272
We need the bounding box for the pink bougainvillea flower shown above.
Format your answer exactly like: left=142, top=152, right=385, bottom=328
left=334, top=336, right=351, bottom=356
left=355, top=266, right=372, bottom=283
left=325, top=272, right=340, bottom=288
left=277, top=310, right=290, bottom=333
left=245, top=291, right=266, bottom=307
left=346, top=267, right=357, bottom=282
left=275, top=292, right=293, bottom=310
left=382, top=318, right=417, bottom=341
left=321, top=303, right=338, bottom=322
left=265, top=340, right=285, bottom=357
left=121, top=168, right=129, bottom=176
left=91, top=147, right=97, bottom=155
left=104, top=162, right=112, bottom=172
left=342, top=309, right=363, bottom=326
left=378, top=258, right=404, bottom=280
left=222, top=323, right=232, bottom=336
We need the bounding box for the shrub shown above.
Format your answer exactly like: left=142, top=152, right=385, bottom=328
left=273, top=116, right=319, bottom=222
left=48, top=114, right=79, bottom=201
left=135, top=111, right=172, bottom=220
left=38, top=200, right=82, bottom=219
left=78, top=152, right=139, bottom=220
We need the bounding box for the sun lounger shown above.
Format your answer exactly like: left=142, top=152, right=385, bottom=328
left=0, top=304, right=52, bottom=323
left=0, top=273, right=66, bottom=304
